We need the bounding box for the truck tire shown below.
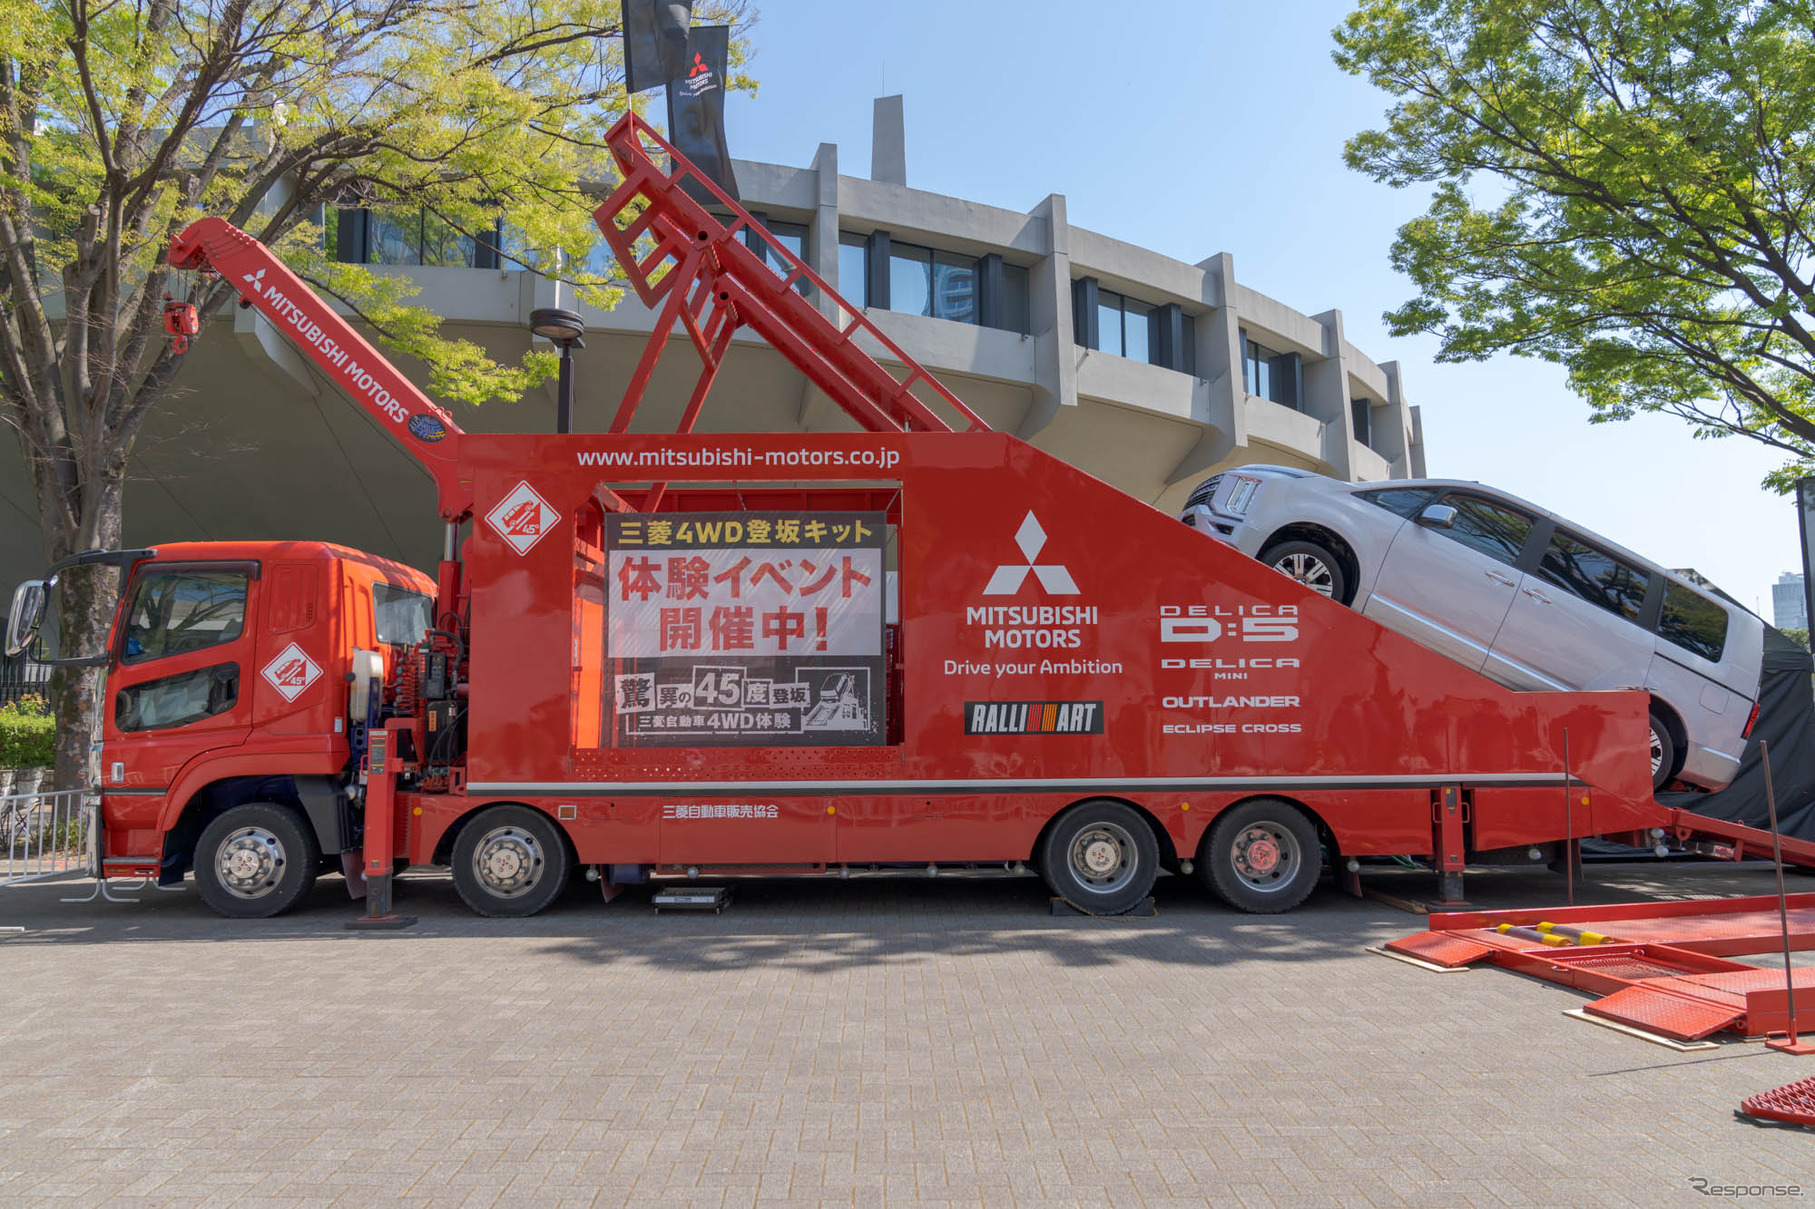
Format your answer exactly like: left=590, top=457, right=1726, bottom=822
left=1649, top=713, right=1675, bottom=792
left=1258, top=539, right=1347, bottom=603
left=451, top=805, right=570, bottom=917
left=1199, top=798, right=1321, bottom=914
left=194, top=802, right=321, bottom=918
left=1037, top=800, right=1159, bottom=915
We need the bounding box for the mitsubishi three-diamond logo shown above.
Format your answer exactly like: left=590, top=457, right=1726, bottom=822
left=242, top=269, right=265, bottom=290
left=486, top=480, right=559, bottom=555
left=984, top=512, right=1078, bottom=596
left=261, top=642, right=321, bottom=703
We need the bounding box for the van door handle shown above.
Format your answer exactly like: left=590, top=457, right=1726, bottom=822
left=1484, top=570, right=1516, bottom=587
left=1521, top=587, right=1552, bottom=604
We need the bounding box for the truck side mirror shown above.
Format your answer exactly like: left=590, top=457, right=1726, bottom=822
left=4, top=580, right=47, bottom=657
left=1416, top=503, right=1458, bottom=530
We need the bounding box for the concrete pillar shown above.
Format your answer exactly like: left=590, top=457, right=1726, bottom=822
left=800, top=141, right=842, bottom=429
left=1307, top=308, right=1357, bottom=480
left=1165, top=253, right=1243, bottom=484
left=872, top=96, right=906, bottom=186
left=1410, top=405, right=1428, bottom=478
left=1020, top=193, right=1076, bottom=440
left=808, top=142, right=840, bottom=318
left=1375, top=359, right=1412, bottom=476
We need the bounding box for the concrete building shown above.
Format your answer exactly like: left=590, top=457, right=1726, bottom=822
left=1774, top=572, right=1807, bottom=631
left=0, top=98, right=1425, bottom=583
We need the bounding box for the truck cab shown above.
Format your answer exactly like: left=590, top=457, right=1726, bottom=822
left=10, top=541, right=434, bottom=913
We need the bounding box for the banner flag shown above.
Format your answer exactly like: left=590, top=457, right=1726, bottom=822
left=665, top=25, right=740, bottom=202
left=623, top=0, right=693, bottom=96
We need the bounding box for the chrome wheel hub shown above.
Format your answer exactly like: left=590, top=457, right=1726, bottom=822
left=216, top=826, right=286, bottom=900
left=472, top=826, right=545, bottom=898
left=1650, top=728, right=1664, bottom=776
left=1231, top=823, right=1299, bottom=892
left=1272, top=553, right=1335, bottom=597
left=1069, top=822, right=1137, bottom=894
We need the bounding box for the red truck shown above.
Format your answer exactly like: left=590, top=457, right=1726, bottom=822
left=5, top=115, right=1779, bottom=922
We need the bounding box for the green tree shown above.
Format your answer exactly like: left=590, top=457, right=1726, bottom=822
left=1334, top=1, right=1815, bottom=478
left=0, top=0, right=752, bottom=787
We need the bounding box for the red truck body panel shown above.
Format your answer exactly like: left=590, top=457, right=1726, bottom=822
left=373, top=428, right=1656, bottom=870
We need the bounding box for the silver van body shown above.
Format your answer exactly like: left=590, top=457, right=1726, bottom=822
left=1180, top=466, right=1764, bottom=792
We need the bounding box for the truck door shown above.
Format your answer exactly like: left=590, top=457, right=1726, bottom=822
left=1361, top=492, right=1536, bottom=674
left=103, top=563, right=257, bottom=793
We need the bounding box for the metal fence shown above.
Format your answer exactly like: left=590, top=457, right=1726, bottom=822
left=0, top=788, right=95, bottom=887
left=0, top=646, right=51, bottom=707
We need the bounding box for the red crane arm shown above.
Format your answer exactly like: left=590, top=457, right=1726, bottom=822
left=168, top=217, right=470, bottom=520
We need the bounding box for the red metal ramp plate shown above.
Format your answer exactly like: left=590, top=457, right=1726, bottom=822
left=1385, top=931, right=1499, bottom=968
left=1584, top=984, right=1745, bottom=1041
left=1743, top=1074, right=1815, bottom=1128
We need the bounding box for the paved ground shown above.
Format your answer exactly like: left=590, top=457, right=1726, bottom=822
left=0, top=861, right=1811, bottom=1207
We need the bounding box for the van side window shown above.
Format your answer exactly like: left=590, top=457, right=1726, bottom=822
left=122, top=570, right=249, bottom=663
left=1658, top=583, right=1729, bottom=662
left=1355, top=487, right=1434, bottom=518
left=1435, top=494, right=1535, bottom=567
left=1536, top=531, right=1650, bottom=621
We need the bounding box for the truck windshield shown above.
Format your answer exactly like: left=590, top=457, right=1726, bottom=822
left=123, top=570, right=248, bottom=663
left=374, top=583, right=432, bottom=646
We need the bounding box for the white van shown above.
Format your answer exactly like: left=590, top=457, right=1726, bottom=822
left=1180, top=467, right=1764, bottom=792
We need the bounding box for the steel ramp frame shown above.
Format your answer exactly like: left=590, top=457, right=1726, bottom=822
left=1385, top=893, right=1815, bottom=1041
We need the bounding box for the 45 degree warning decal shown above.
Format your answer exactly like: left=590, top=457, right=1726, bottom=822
left=485, top=481, right=559, bottom=555
left=261, top=642, right=322, bottom=703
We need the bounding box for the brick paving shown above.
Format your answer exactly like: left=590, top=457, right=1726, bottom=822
left=0, top=862, right=1811, bottom=1206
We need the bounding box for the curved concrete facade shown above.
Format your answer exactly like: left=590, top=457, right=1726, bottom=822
left=0, top=99, right=1424, bottom=584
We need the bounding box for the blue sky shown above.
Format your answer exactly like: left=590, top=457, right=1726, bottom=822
left=722, top=0, right=1803, bottom=619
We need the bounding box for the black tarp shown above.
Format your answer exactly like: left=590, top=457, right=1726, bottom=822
left=1660, top=625, right=1815, bottom=841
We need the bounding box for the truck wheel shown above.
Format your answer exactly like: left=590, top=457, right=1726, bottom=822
left=451, top=805, right=570, bottom=917
left=1649, top=713, right=1675, bottom=791
left=194, top=803, right=321, bottom=918
left=1037, top=800, right=1159, bottom=915
left=1258, top=539, right=1347, bottom=603
left=1199, top=798, right=1321, bottom=914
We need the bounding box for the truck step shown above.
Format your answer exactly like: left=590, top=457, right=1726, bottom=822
left=652, top=886, right=733, bottom=914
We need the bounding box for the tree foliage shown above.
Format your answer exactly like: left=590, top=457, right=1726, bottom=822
left=1334, top=0, right=1815, bottom=488
left=0, top=0, right=752, bottom=786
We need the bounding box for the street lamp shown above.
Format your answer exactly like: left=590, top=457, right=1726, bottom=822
left=529, top=307, right=586, bottom=434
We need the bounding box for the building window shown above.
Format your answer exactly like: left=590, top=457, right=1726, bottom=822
left=932, top=251, right=976, bottom=324
left=889, top=242, right=932, bottom=316
left=844, top=231, right=1022, bottom=330
left=745, top=217, right=811, bottom=297
left=1078, top=279, right=1195, bottom=372
left=838, top=233, right=868, bottom=307
left=1242, top=333, right=1301, bottom=410
left=1351, top=397, right=1373, bottom=448
left=331, top=208, right=502, bottom=270
left=1001, top=263, right=1031, bottom=335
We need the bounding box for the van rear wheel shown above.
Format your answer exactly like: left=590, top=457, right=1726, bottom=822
left=1649, top=713, right=1675, bottom=791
